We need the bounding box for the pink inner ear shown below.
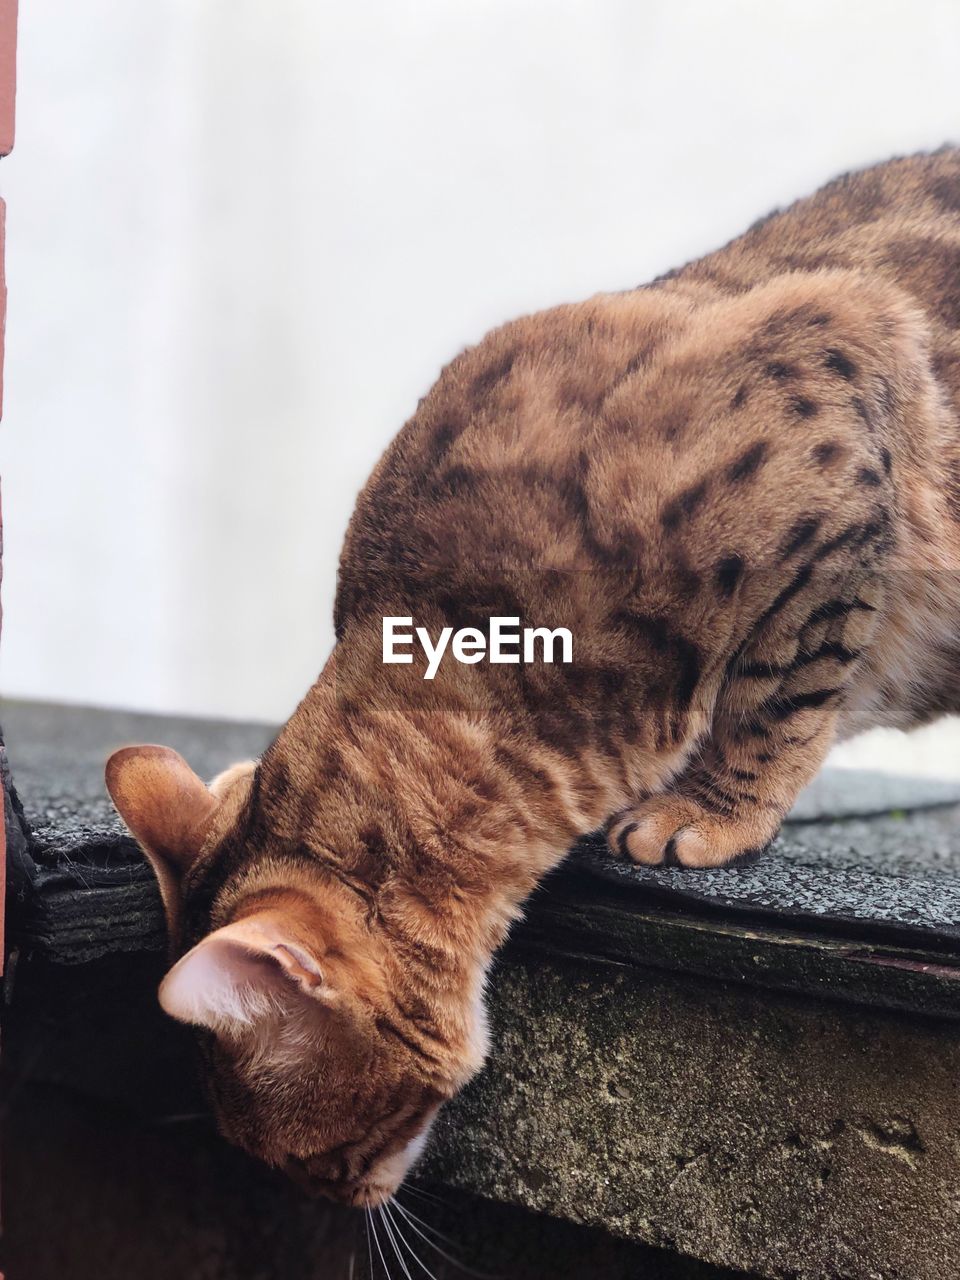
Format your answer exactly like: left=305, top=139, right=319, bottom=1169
left=158, top=916, right=328, bottom=1031
left=159, top=935, right=289, bottom=1030
left=273, top=942, right=325, bottom=989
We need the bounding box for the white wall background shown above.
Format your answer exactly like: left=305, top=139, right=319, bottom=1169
left=1, top=0, right=959, bottom=765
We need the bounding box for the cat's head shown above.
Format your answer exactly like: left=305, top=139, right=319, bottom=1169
left=105, top=745, right=486, bottom=1206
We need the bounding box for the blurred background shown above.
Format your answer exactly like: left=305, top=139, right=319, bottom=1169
left=0, top=0, right=958, bottom=771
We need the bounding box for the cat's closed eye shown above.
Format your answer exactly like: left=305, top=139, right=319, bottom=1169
left=282, top=1102, right=440, bottom=1205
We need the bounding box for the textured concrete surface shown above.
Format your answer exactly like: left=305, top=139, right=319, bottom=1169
left=426, top=951, right=960, bottom=1280
left=8, top=943, right=958, bottom=1280
left=3, top=1083, right=748, bottom=1280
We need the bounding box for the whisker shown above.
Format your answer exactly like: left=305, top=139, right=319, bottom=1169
left=365, top=1209, right=376, bottom=1280
left=370, top=1205, right=391, bottom=1279
left=383, top=1201, right=440, bottom=1280
left=403, top=1183, right=448, bottom=1208
left=391, top=1199, right=500, bottom=1279
left=379, top=1204, right=414, bottom=1280
left=393, top=1196, right=460, bottom=1248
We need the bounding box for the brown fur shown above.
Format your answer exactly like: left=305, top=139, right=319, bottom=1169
left=107, top=149, right=960, bottom=1203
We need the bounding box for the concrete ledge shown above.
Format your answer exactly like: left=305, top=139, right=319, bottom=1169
left=429, top=951, right=960, bottom=1279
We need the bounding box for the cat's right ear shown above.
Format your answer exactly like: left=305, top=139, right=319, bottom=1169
left=105, top=745, right=220, bottom=933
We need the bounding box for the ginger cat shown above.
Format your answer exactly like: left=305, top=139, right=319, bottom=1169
left=107, top=149, right=960, bottom=1206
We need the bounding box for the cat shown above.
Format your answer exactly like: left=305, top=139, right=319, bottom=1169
left=106, top=148, right=960, bottom=1207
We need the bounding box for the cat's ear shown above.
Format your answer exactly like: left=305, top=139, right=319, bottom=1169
left=208, top=758, right=259, bottom=801
left=105, top=745, right=221, bottom=931
left=158, top=912, right=330, bottom=1033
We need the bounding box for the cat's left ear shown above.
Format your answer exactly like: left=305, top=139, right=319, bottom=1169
left=157, top=910, right=331, bottom=1033
left=105, top=745, right=254, bottom=934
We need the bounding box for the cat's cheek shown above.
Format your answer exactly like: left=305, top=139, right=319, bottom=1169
left=365, top=1110, right=438, bottom=1204
left=453, top=978, right=492, bottom=1085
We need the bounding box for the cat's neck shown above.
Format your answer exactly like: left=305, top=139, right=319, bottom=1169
left=261, top=649, right=638, bottom=960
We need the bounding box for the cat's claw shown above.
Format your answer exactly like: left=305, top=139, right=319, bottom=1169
left=607, top=797, right=781, bottom=868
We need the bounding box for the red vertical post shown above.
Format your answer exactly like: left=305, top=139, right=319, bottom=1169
left=0, top=0, right=17, bottom=978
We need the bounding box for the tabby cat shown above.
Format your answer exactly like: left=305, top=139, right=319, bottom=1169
left=107, top=149, right=960, bottom=1206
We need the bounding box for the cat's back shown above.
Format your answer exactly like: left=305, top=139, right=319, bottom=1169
left=680, top=147, right=960, bottom=395
left=335, top=289, right=686, bottom=629
left=336, top=150, right=960, bottom=632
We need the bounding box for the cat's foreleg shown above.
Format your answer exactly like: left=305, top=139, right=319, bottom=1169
left=608, top=570, right=883, bottom=868
left=606, top=722, right=832, bottom=868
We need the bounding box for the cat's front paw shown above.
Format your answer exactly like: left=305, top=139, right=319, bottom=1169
left=606, top=796, right=781, bottom=868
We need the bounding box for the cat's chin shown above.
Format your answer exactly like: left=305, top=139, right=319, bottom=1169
left=282, top=1164, right=393, bottom=1208
left=282, top=1171, right=408, bottom=1210
left=283, top=1117, right=436, bottom=1207
left=349, top=1183, right=401, bottom=1210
